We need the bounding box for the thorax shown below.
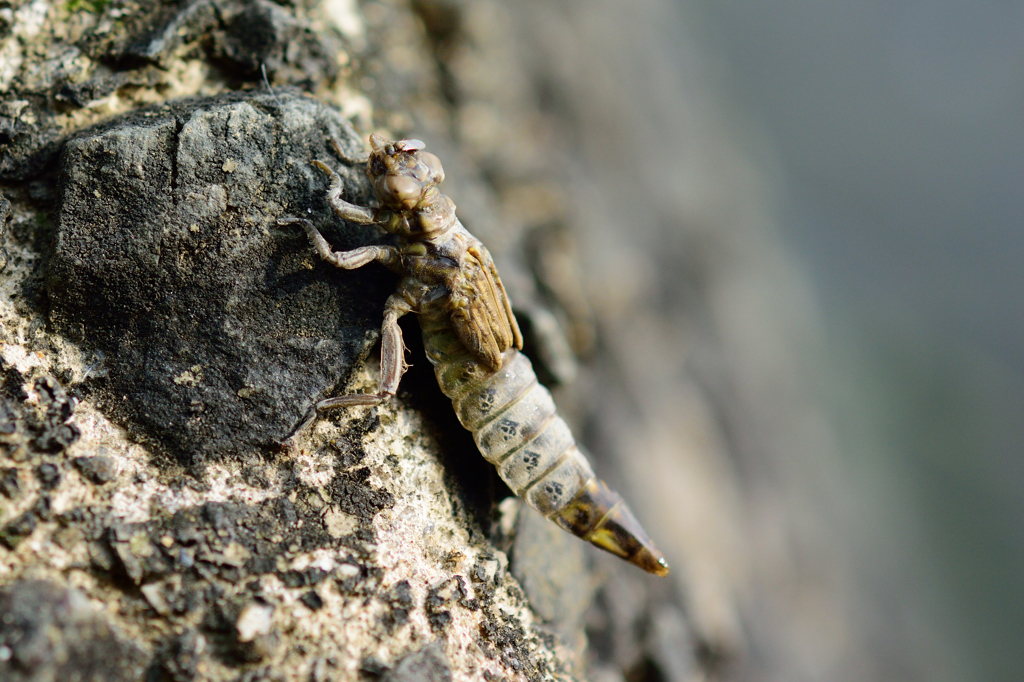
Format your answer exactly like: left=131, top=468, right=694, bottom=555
left=399, top=223, right=473, bottom=286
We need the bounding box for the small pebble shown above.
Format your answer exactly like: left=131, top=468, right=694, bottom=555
left=73, top=455, right=118, bottom=484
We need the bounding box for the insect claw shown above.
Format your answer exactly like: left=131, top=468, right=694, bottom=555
left=275, top=437, right=302, bottom=457
left=277, top=216, right=312, bottom=229
left=311, top=159, right=336, bottom=177
left=277, top=407, right=318, bottom=452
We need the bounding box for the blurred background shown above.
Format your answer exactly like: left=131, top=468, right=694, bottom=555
left=482, top=0, right=1024, bottom=678
left=2, top=0, right=1020, bottom=678
left=674, top=1, right=1024, bottom=679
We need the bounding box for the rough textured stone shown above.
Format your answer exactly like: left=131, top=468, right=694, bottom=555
left=510, top=505, right=591, bottom=647
left=383, top=641, right=452, bottom=682
left=0, top=373, right=79, bottom=461
left=3, top=1, right=584, bottom=680
left=0, top=467, right=20, bottom=498
left=50, top=90, right=394, bottom=462
left=0, top=194, right=9, bottom=273
left=117, top=0, right=222, bottom=65
left=214, top=0, right=341, bottom=88
left=0, top=0, right=341, bottom=181
left=0, top=510, right=36, bottom=549
left=72, top=454, right=118, bottom=484
left=33, top=461, right=60, bottom=489
left=29, top=376, right=80, bottom=453
left=0, top=0, right=938, bottom=680
left=0, top=580, right=148, bottom=682
left=0, top=97, right=63, bottom=181
left=153, top=628, right=207, bottom=682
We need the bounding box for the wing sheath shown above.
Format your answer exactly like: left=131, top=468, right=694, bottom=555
left=448, top=245, right=523, bottom=370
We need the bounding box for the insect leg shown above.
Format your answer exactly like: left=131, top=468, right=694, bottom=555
left=377, top=295, right=413, bottom=396
left=330, top=137, right=369, bottom=165
left=311, top=160, right=378, bottom=224
left=316, top=293, right=413, bottom=410
left=278, top=218, right=401, bottom=272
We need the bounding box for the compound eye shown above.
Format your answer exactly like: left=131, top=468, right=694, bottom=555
left=384, top=175, right=422, bottom=209
left=418, top=152, right=444, bottom=184
left=395, top=139, right=425, bottom=152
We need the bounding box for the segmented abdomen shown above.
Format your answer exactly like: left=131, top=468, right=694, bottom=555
left=422, top=317, right=591, bottom=510
left=418, top=311, right=669, bottom=576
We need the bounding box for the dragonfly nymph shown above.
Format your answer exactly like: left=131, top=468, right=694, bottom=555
left=280, top=134, right=669, bottom=576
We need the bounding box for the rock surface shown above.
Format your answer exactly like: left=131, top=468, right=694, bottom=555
left=383, top=640, right=452, bottom=682
left=51, top=90, right=391, bottom=462
left=0, top=0, right=923, bottom=681
left=0, top=579, right=148, bottom=682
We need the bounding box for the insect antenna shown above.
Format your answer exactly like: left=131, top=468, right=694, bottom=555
left=261, top=63, right=283, bottom=107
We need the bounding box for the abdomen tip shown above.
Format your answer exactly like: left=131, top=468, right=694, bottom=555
left=631, top=548, right=671, bottom=577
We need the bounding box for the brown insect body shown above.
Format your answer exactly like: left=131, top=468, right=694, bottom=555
left=281, top=135, right=668, bottom=576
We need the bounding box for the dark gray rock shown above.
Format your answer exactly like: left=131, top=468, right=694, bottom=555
left=383, top=641, right=452, bottom=682
left=214, top=0, right=341, bottom=88
left=299, top=589, right=324, bottom=610
left=73, top=455, right=119, bottom=484
left=0, top=467, right=21, bottom=498
left=115, top=0, right=340, bottom=89
left=153, top=628, right=207, bottom=682
left=0, top=193, right=9, bottom=272
left=0, top=374, right=78, bottom=460
left=0, top=580, right=147, bottom=682
left=50, top=90, right=394, bottom=462
left=56, top=68, right=162, bottom=109
left=33, top=462, right=61, bottom=490
left=0, top=98, right=63, bottom=181
left=1, top=0, right=338, bottom=181
left=360, top=654, right=390, bottom=677
left=0, top=510, right=37, bottom=549
left=30, top=376, right=80, bottom=453
left=122, top=0, right=220, bottom=65
left=73, top=0, right=209, bottom=64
